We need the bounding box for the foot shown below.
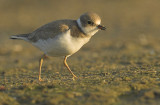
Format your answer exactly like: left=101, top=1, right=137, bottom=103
left=72, top=75, right=78, bottom=80
left=39, top=78, right=44, bottom=82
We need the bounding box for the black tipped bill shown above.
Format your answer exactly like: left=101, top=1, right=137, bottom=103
left=97, top=25, right=106, bottom=30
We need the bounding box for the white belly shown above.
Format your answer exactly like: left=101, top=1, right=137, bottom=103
left=32, top=30, right=90, bottom=57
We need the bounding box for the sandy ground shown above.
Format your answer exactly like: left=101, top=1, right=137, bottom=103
left=0, top=0, right=160, bottom=105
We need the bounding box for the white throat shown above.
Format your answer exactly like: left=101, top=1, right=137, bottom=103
left=77, top=18, right=99, bottom=36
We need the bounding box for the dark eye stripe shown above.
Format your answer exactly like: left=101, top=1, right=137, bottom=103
left=88, top=21, right=94, bottom=25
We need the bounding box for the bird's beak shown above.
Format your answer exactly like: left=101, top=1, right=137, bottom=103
left=97, top=25, right=106, bottom=30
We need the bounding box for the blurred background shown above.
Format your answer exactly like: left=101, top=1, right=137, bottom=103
left=0, top=0, right=160, bottom=69
left=0, top=0, right=160, bottom=35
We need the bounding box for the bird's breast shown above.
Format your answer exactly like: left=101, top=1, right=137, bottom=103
left=32, top=30, right=90, bottom=57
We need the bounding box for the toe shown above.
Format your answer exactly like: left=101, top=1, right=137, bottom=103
left=72, top=75, right=78, bottom=80
left=39, top=78, right=44, bottom=82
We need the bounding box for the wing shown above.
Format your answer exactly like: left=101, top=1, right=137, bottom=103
left=28, top=20, right=74, bottom=42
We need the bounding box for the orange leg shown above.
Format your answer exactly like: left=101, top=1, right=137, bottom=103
left=64, top=56, right=78, bottom=80
left=39, top=54, right=47, bottom=81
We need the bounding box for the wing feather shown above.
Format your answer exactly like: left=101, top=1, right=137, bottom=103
left=28, top=20, right=74, bottom=42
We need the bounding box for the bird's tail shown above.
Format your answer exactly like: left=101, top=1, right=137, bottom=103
left=10, top=33, right=30, bottom=41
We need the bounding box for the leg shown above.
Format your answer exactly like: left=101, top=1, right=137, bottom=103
left=63, top=56, right=78, bottom=80
left=39, top=54, right=47, bottom=81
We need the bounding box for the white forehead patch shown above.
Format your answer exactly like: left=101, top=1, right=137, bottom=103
left=95, top=20, right=101, bottom=25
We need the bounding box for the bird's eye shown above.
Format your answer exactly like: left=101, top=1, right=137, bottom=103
left=88, top=21, right=92, bottom=24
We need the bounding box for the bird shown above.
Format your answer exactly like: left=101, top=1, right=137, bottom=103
left=10, top=12, right=106, bottom=81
